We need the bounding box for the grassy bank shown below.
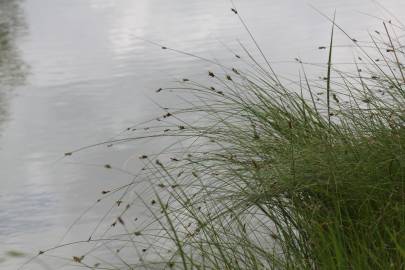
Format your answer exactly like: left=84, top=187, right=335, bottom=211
left=30, top=10, right=404, bottom=270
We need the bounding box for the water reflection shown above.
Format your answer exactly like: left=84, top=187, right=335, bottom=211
left=0, top=0, right=28, bottom=125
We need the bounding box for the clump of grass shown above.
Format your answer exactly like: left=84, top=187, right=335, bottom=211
left=129, top=13, right=404, bottom=269
left=25, top=8, right=404, bottom=270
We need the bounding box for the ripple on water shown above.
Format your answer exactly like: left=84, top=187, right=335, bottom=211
left=0, top=190, right=56, bottom=239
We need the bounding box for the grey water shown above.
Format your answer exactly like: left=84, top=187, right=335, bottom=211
left=0, top=0, right=404, bottom=268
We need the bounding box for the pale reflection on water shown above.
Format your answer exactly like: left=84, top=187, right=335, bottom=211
left=0, top=0, right=28, bottom=128
left=0, top=0, right=404, bottom=268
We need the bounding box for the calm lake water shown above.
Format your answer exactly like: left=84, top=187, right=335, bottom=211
left=0, top=0, right=404, bottom=268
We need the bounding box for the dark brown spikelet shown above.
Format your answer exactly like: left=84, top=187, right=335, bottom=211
left=163, top=112, right=172, bottom=118
left=134, top=231, right=141, bottom=236
left=117, top=216, right=125, bottom=225
left=161, top=46, right=167, bottom=49
left=156, top=88, right=163, bottom=93
left=139, top=155, right=148, bottom=159
left=332, top=94, right=339, bottom=103
left=208, top=71, right=215, bottom=77
left=232, top=68, right=239, bottom=74
left=318, top=46, right=326, bottom=50
left=182, top=78, right=189, bottom=82
left=210, top=86, right=216, bottom=91
left=226, top=75, right=232, bottom=81
left=111, top=221, right=117, bottom=227
left=158, top=183, right=165, bottom=188
left=116, top=200, right=122, bottom=206
left=156, top=159, right=163, bottom=167
left=64, top=152, right=72, bottom=156
left=38, top=250, right=44, bottom=255
left=101, top=190, right=110, bottom=194
left=270, top=233, right=279, bottom=240
left=104, top=164, right=111, bottom=169
left=151, top=199, right=156, bottom=205
left=170, top=157, right=179, bottom=162
left=179, top=125, right=185, bottom=130
left=217, top=91, right=224, bottom=96
left=252, top=160, right=259, bottom=169
left=73, top=256, right=84, bottom=263
left=142, top=248, right=147, bottom=252
left=235, top=54, right=241, bottom=58
left=231, top=8, right=238, bottom=14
